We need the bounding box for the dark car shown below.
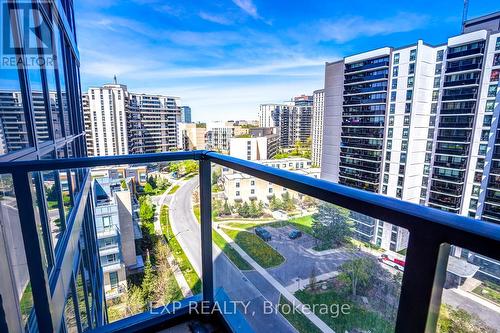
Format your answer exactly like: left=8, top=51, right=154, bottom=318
left=288, top=229, right=302, bottom=239
left=255, top=227, right=272, bottom=241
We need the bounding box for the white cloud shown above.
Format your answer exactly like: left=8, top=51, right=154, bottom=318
left=310, top=13, right=429, bottom=43
left=232, top=0, right=260, bottom=19
left=199, top=12, right=233, bottom=25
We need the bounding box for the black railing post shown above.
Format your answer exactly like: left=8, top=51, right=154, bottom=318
left=199, top=158, right=214, bottom=304
left=395, top=230, right=446, bottom=333
left=12, top=171, right=54, bottom=332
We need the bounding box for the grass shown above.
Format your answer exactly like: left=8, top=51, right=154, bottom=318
left=212, top=230, right=252, bottom=270
left=472, top=281, right=500, bottom=305
left=278, top=295, right=322, bottom=333
left=168, top=185, right=180, bottom=195
left=223, top=229, right=285, bottom=268
left=20, top=282, right=33, bottom=322
left=184, top=173, right=197, bottom=180
left=295, top=288, right=394, bottom=333
left=270, top=215, right=314, bottom=235
left=160, top=205, right=202, bottom=295
left=193, top=203, right=200, bottom=222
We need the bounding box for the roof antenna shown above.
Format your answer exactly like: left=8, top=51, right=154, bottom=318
left=113, top=75, right=117, bottom=84
left=462, top=0, right=469, bottom=31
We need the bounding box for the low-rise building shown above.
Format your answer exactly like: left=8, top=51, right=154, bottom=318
left=206, top=121, right=248, bottom=153
left=221, top=157, right=318, bottom=204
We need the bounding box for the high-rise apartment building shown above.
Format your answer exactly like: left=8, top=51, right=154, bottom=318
left=321, top=12, right=500, bottom=278
left=83, top=85, right=181, bottom=156
left=0, top=1, right=104, bottom=331
left=312, top=89, right=325, bottom=167
left=258, top=95, right=313, bottom=149
left=177, top=122, right=207, bottom=150
left=180, top=106, right=192, bottom=123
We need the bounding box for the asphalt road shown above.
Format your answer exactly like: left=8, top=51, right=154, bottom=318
left=168, top=177, right=297, bottom=333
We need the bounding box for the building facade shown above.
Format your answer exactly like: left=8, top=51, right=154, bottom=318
left=177, top=123, right=207, bottom=150
left=312, top=89, right=325, bottom=167
left=205, top=121, right=248, bottom=153
left=0, top=1, right=105, bottom=331
left=229, top=127, right=279, bottom=160
left=180, top=106, right=192, bottom=123
left=83, top=85, right=181, bottom=156
left=321, top=13, right=500, bottom=278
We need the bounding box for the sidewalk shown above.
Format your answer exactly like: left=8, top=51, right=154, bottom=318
left=453, top=288, right=500, bottom=314
left=286, top=271, right=339, bottom=293
left=215, top=227, right=335, bottom=333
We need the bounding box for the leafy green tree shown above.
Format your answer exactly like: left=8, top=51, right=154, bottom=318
left=144, top=183, right=154, bottom=194
left=45, top=184, right=58, bottom=202
left=312, top=203, right=353, bottom=248
left=212, top=169, right=221, bottom=186
left=269, top=195, right=283, bottom=211
left=222, top=200, right=232, bottom=216
left=338, top=257, right=378, bottom=296
left=139, top=196, right=155, bottom=224
left=156, top=177, right=169, bottom=190
left=238, top=202, right=250, bottom=218
left=248, top=200, right=258, bottom=218
left=147, top=175, right=157, bottom=189
left=124, top=285, right=145, bottom=316
left=282, top=192, right=295, bottom=212
left=120, top=179, right=127, bottom=190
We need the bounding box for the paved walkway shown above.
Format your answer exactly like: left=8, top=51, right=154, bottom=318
left=285, top=271, right=339, bottom=293
left=215, top=227, right=335, bottom=333
left=453, top=288, right=500, bottom=313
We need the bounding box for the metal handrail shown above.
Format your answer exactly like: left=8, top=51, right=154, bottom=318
left=1, top=150, right=500, bottom=333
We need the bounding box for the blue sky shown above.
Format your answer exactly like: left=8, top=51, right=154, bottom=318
left=75, top=0, right=499, bottom=122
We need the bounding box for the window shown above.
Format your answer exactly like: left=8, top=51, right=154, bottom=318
left=404, top=116, right=410, bottom=126
left=397, top=176, right=404, bottom=187
left=433, top=77, right=440, bottom=88
left=236, top=191, right=240, bottom=196
left=251, top=189, right=255, bottom=195
left=432, top=90, right=439, bottom=101
left=483, top=115, right=493, bottom=127
left=481, top=130, right=490, bottom=141
left=236, top=182, right=240, bottom=188
left=388, top=128, right=393, bottom=138
left=402, top=128, right=409, bottom=138
left=383, top=174, right=389, bottom=184
left=422, top=176, right=429, bottom=187
left=425, top=153, right=432, bottom=163
left=387, top=140, right=392, bottom=149
left=491, top=69, right=499, bottom=82
left=400, top=153, right=407, bottom=163
left=391, top=91, right=397, bottom=102
left=396, top=189, right=402, bottom=199
left=109, top=271, right=119, bottom=289
left=406, top=90, right=413, bottom=101
left=429, top=116, right=436, bottom=127
left=431, top=103, right=437, bottom=114
left=405, top=103, right=412, bottom=113
left=393, top=53, right=400, bottom=64
left=390, top=104, right=396, bottom=114
left=268, top=188, right=273, bottom=193
left=401, top=140, right=408, bottom=151
left=478, top=144, right=487, bottom=156
left=496, top=37, right=500, bottom=51
left=435, top=64, right=442, bottom=75
left=250, top=180, right=255, bottom=186
left=476, top=158, right=485, bottom=169
left=407, top=76, right=414, bottom=88
left=392, top=79, right=398, bottom=89
left=399, top=165, right=405, bottom=174
left=386, top=152, right=391, bottom=161
left=102, top=216, right=111, bottom=227
left=488, top=84, right=498, bottom=97
left=421, top=188, right=427, bottom=198
left=470, top=199, right=478, bottom=211
left=485, top=101, right=495, bottom=112
left=408, top=63, right=415, bottom=75
left=436, top=50, right=444, bottom=62
left=393, top=66, right=399, bottom=77
left=494, top=53, right=500, bottom=67
left=426, top=141, right=433, bottom=151
left=428, top=129, right=434, bottom=139
left=410, top=49, right=417, bottom=61
left=424, top=165, right=430, bottom=175
left=385, top=163, right=390, bottom=172
left=389, top=116, right=394, bottom=126
left=472, top=185, right=480, bottom=197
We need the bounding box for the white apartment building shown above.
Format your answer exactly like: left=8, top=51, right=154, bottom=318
left=312, top=89, right=325, bottom=167
left=206, top=121, right=248, bottom=153
left=321, top=12, right=500, bottom=279
left=83, top=83, right=181, bottom=156
left=177, top=122, right=207, bottom=150
left=222, top=157, right=318, bottom=204
left=229, top=127, right=279, bottom=160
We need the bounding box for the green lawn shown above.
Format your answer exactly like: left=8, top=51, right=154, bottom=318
left=183, top=173, right=198, bottom=180
left=168, top=185, right=180, bottom=195
left=472, top=281, right=500, bottom=305
left=19, top=283, right=33, bottom=322
left=193, top=204, right=200, bottom=222
left=160, top=205, right=202, bottom=295
left=223, top=229, right=285, bottom=268
left=271, top=215, right=314, bottom=235
left=278, top=295, right=322, bottom=333
left=295, top=289, right=394, bottom=333
left=212, top=230, right=252, bottom=270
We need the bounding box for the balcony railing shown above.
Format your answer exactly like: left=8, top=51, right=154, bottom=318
left=0, top=151, right=499, bottom=333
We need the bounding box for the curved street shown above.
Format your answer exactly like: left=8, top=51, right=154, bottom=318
left=168, top=177, right=297, bottom=333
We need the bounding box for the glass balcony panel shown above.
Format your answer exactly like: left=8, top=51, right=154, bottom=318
left=212, top=165, right=409, bottom=332
left=434, top=246, right=499, bottom=333
left=0, top=173, right=36, bottom=331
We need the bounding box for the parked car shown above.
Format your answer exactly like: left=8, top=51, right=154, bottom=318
left=255, top=227, right=272, bottom=241
left=288, top=229, right=302, bottom=239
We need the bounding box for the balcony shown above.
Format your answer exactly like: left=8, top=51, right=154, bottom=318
left=446, top=62, right=482, bottom=73
left=344, top=60, right=390, bottom=73
left=344, top=73, right=388, bottom=84
left=0, top=151, right=499, bottom=333
left=442, top=78, right=480, bottom=87
left=446, top=47, right=484, bottom=59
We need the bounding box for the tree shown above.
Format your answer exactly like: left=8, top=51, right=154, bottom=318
left=269, top=195, right=282, bottom=211
left=156, top=177, right=169, bottom=190
left=248, top=200, right=258, bottom=218
left=212, top=169, right=221, bottom=186
left=141, top=251, right=156, bottom=306
left=238, top=202, right=250, bottom=218
left=312, top=203, right=353, bottom=249
left=123, top=285, right=145, bottom=316
left=338, top=257, right=378, bottom=296
left=120, top=179, right=127, bottom=190
left=144, top=183, right=154, bottom=194
left=282, top=192, right=295, bottom=212
left=45, top=184, right=58, bottom=202
left=222, top=200, right=232, bottom=216
left=147, top=175, right=157, bottom=189
left=139, top=196, right=155, bottom=224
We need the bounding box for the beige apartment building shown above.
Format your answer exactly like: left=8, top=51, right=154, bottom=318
left=177, top=122, right=207, bottom=150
